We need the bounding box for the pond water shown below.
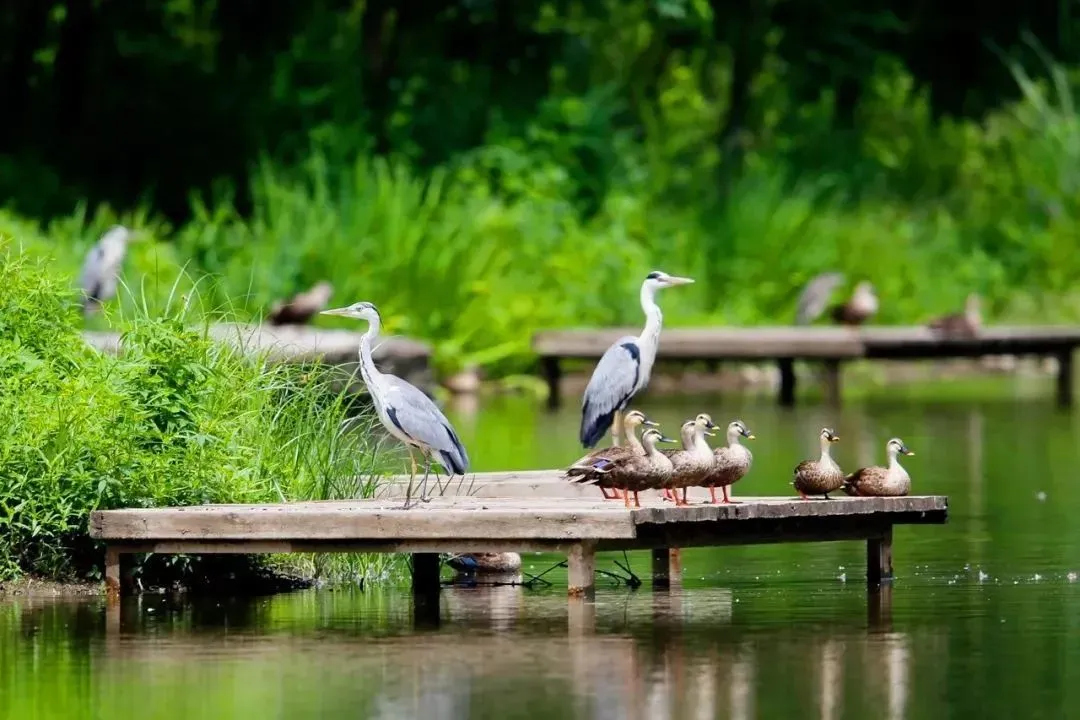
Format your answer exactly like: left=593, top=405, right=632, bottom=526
left=5, top=378, right=1080, bottom=719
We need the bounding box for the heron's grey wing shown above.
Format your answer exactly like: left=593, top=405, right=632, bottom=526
left=796, top=272, right=844, bottom=325
left=383, top=376, right=470, bottom=474
left=579, top=335, right=640, bottom=448
left=77, top=245, right=104, bottom=298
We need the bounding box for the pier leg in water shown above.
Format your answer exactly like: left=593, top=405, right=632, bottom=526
left=1056, top=349, right=1074, bottom=409
left=541, top=356, right=562, bottom=410
left=777, top=357, right=796, bottom=407
left=822, top=359, right=842, bottom=406
left=567, top=543, right=596, bottom=599
left=651, top=548, right=682, bottom=589
left=866, top=526, right=894, bottom=586
left=411, top=553, right=442, bottom=628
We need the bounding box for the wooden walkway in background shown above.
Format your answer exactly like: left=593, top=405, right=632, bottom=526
left=90, top=470, right=948, bottom=604
left=533, top=325, right=1080, bottom=407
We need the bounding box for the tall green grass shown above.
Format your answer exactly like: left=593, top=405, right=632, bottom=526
left=0, top=237, right=404, bottom=586
left=15, top=57, right=1080, bottom=380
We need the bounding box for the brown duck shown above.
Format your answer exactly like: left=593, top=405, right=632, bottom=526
left=565, top=410, right=657, bottom=500
left=843, top=438, right=914, bottom=497
left=830, top=281, right=879, bottom=326
left=793, top=427, right=844, bottom=499
left=928, top=293, right=981, bottom=338
left=704, top=420, right=755, bottom=504
left=267, top=281, right=334, bottom=325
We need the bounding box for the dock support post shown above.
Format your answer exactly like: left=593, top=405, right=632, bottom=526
left=777, top=358, right=796, bottom=407
left=105, top=545, right=122, bottom=603
left=822, top=359, right=842, bottom=406
left=866, top=526, right=894, bottom=586
left=541, top=357, right=562, bottom=410
left=651, top=548, right=682, bottom=589
left=567, top=543, right=596, bottom=599
left=411, top=553, right=442, bottom=596
left=1056, top=350, right=1074, bottom=409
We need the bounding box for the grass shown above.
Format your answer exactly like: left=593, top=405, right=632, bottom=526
left=0, top=236, right=407, bottom=587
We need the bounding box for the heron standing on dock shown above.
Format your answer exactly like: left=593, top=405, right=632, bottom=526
left=77, top=225, right=141, bottom=316
left=579, top=270, right=694, bottom=448
left=321, top=301, right=469, bottom=506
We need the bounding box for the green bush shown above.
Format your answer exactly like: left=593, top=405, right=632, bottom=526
left=0, top=237, right=398, bottom=584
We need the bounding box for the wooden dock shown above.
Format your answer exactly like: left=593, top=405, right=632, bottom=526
left=90, top=470, right=948, bottom=602
left=533, top=325, right=1080, bottom=407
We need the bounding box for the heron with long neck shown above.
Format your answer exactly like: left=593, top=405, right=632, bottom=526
left=78, top=225, right=144, bottom=316
left=579, top=270, right=694, bottom=449
left=321, top=301, right=469, bottom=506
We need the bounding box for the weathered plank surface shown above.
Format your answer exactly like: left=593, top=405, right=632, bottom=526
left=89, top=494, right=947, bottom=550
left=533, top=325, right=1080, bottom=360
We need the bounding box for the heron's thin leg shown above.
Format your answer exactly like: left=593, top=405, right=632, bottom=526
left=418, top=456, right=433, bottom=503
left=403, top=447, right=419, bottom=509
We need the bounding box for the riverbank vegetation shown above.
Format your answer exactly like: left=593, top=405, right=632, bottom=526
left=3, top=4, right=1080, bottom=382
left=0, top=240, right=403, bottom=585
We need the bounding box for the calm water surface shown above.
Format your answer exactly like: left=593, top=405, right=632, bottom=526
left=5, top=382, right=1080, bottom=719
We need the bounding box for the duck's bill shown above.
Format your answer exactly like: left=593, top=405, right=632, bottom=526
left=904, top=450, right=915, bottom=456
left=320, top=307, right=350, bottom=316
left=659, top=436, right=678, bottom=444
left=667, top=276, right=694, bottom=286
left=704, top=430, right=717, bottom=437
left=642, top=419, right=661, bottom=427
left=829, top=436, right=841, bottom=442
left=745, top=433, right=756, bottom=440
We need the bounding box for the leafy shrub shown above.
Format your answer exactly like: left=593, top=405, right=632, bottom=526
left=0, top=237, right=395, bottom=584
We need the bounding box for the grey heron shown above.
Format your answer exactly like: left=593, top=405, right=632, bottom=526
left=321, top=301, right=469, bottom=505
left=267, top=281, right=334, bottom=325
left=579, top=270, right=694, bottom=449
left=77, top=225, right=142, bottom=315
left=795, top=271, right=845, bottom=325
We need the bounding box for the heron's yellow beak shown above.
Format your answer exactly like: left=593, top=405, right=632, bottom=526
left=320, top=307, right=351, bottom=316
left=668, top=276, right=695, bottom=286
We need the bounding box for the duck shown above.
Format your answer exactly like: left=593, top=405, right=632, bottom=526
left=830, top=281, right=879, bottom=326
left=842, top=437, right=914, bottom=497
left=661, top=413, right=720, bottom=506
left=793, top=427, right=844, bottom=499
left=267, top=281, right=334, bottom=325
left=565, top=428, right=677, bottom=508
left=704, top=420, right=755, bottom=504
left=928, top=293, right=981, bottom=338
left=565, top=409, right=658, bottom=500
left=446, top=552, right=523, bottom=575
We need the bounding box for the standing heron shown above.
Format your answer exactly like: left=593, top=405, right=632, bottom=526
left=77, top=225, right=141, bottom=316
left=321, top=301, right=469, bottom=505
left=579, top=270, right=694, bottom=449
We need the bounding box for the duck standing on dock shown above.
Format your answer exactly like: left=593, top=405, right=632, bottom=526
left=661, top=414, right=719, bottom=506
left=793, top=427, right=844, bottom=499
left=579, top=270, right=695, bottom=449
left=843, top=438, right=914, bottom=497
left=321, top=301, right=469, bottom=506
left=928, top=293, right=982, bottom=338
left=564, top=428, right=678, bottom=508
left=267, top=281, right=334, bottom=325
left=704, top=420, right=755, bottom=504
left=830, top=281, right=879, bottom=326
left=566, top=409, right=658, bottom=500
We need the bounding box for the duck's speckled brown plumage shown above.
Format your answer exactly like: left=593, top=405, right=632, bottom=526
left=928, top=294, right=981, bottom=339
left=565, top=410, right=656, bottom=500
left=703, top=420, right=754, bottom=503
left=793, top=427, right=844, bottom=498
left=662, top=416, right=718, bottom=492
left=565, top=429, right=675, bottom=506
left=843, top=437, right=914, bottom=497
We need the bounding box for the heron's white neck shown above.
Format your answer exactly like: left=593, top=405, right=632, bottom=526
left=636, top=282, right=664, bottom=378
left=357, top=315, right=386, bottom=394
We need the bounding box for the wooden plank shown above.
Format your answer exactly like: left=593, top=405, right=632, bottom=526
left=533, top=325, right=1080, bottom=361
left=89, top=502, right=638, bottom=542
left=533, top=327, right=866, bottom=359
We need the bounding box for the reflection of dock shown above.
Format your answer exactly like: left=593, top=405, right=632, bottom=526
left=534, top=325, right=1080, bottom=407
